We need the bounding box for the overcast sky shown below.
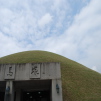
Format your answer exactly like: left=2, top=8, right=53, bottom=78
left=0, top=0, right=101, bottom=73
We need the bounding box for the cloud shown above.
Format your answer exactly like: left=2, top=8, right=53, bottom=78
left=0, top=0, right=101, bottom=73
left=71, top=0, right=101, bottom=72
left=38, top=13, right=53, bottom=28
left=0, top=31, right=21, bottom=56
left=37, top=0, right=101, bottom=72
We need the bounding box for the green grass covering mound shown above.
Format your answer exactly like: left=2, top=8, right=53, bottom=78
left=0, top=50, right=101, bottom=101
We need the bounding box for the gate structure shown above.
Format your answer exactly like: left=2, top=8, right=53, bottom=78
left=0, top=62, right=63, bottom=101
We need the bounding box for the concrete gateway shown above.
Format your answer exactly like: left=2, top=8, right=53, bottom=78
left=0, top=63, right=63, bottom=101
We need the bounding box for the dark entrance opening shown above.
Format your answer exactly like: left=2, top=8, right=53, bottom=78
left=0, top=92, right=5, bottom=101
left=22, top=90, right=50, bottom=101
left=15, top=80, right=51, bottom=101
left=0, top=81, right=6, bottom=101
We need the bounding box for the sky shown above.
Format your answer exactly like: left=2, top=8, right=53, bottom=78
left=0, top=0, right=101, bottom=73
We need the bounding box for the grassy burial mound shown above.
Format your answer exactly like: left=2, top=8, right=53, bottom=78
left=0, top=50, right=101, bottom=101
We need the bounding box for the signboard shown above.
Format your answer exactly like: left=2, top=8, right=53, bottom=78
left=0, top=63, right=61, bottom=81
left=30, top=64, right=40, bottom=78
left=5, top=65, right=15, bottom=79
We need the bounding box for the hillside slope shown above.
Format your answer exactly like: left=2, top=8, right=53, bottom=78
left=0, top=50, right=101, bottom=101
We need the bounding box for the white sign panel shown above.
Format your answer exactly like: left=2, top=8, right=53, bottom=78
left=5, top=65, right=15, bottom=79
left=30, top=64, right=40, bottom=78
